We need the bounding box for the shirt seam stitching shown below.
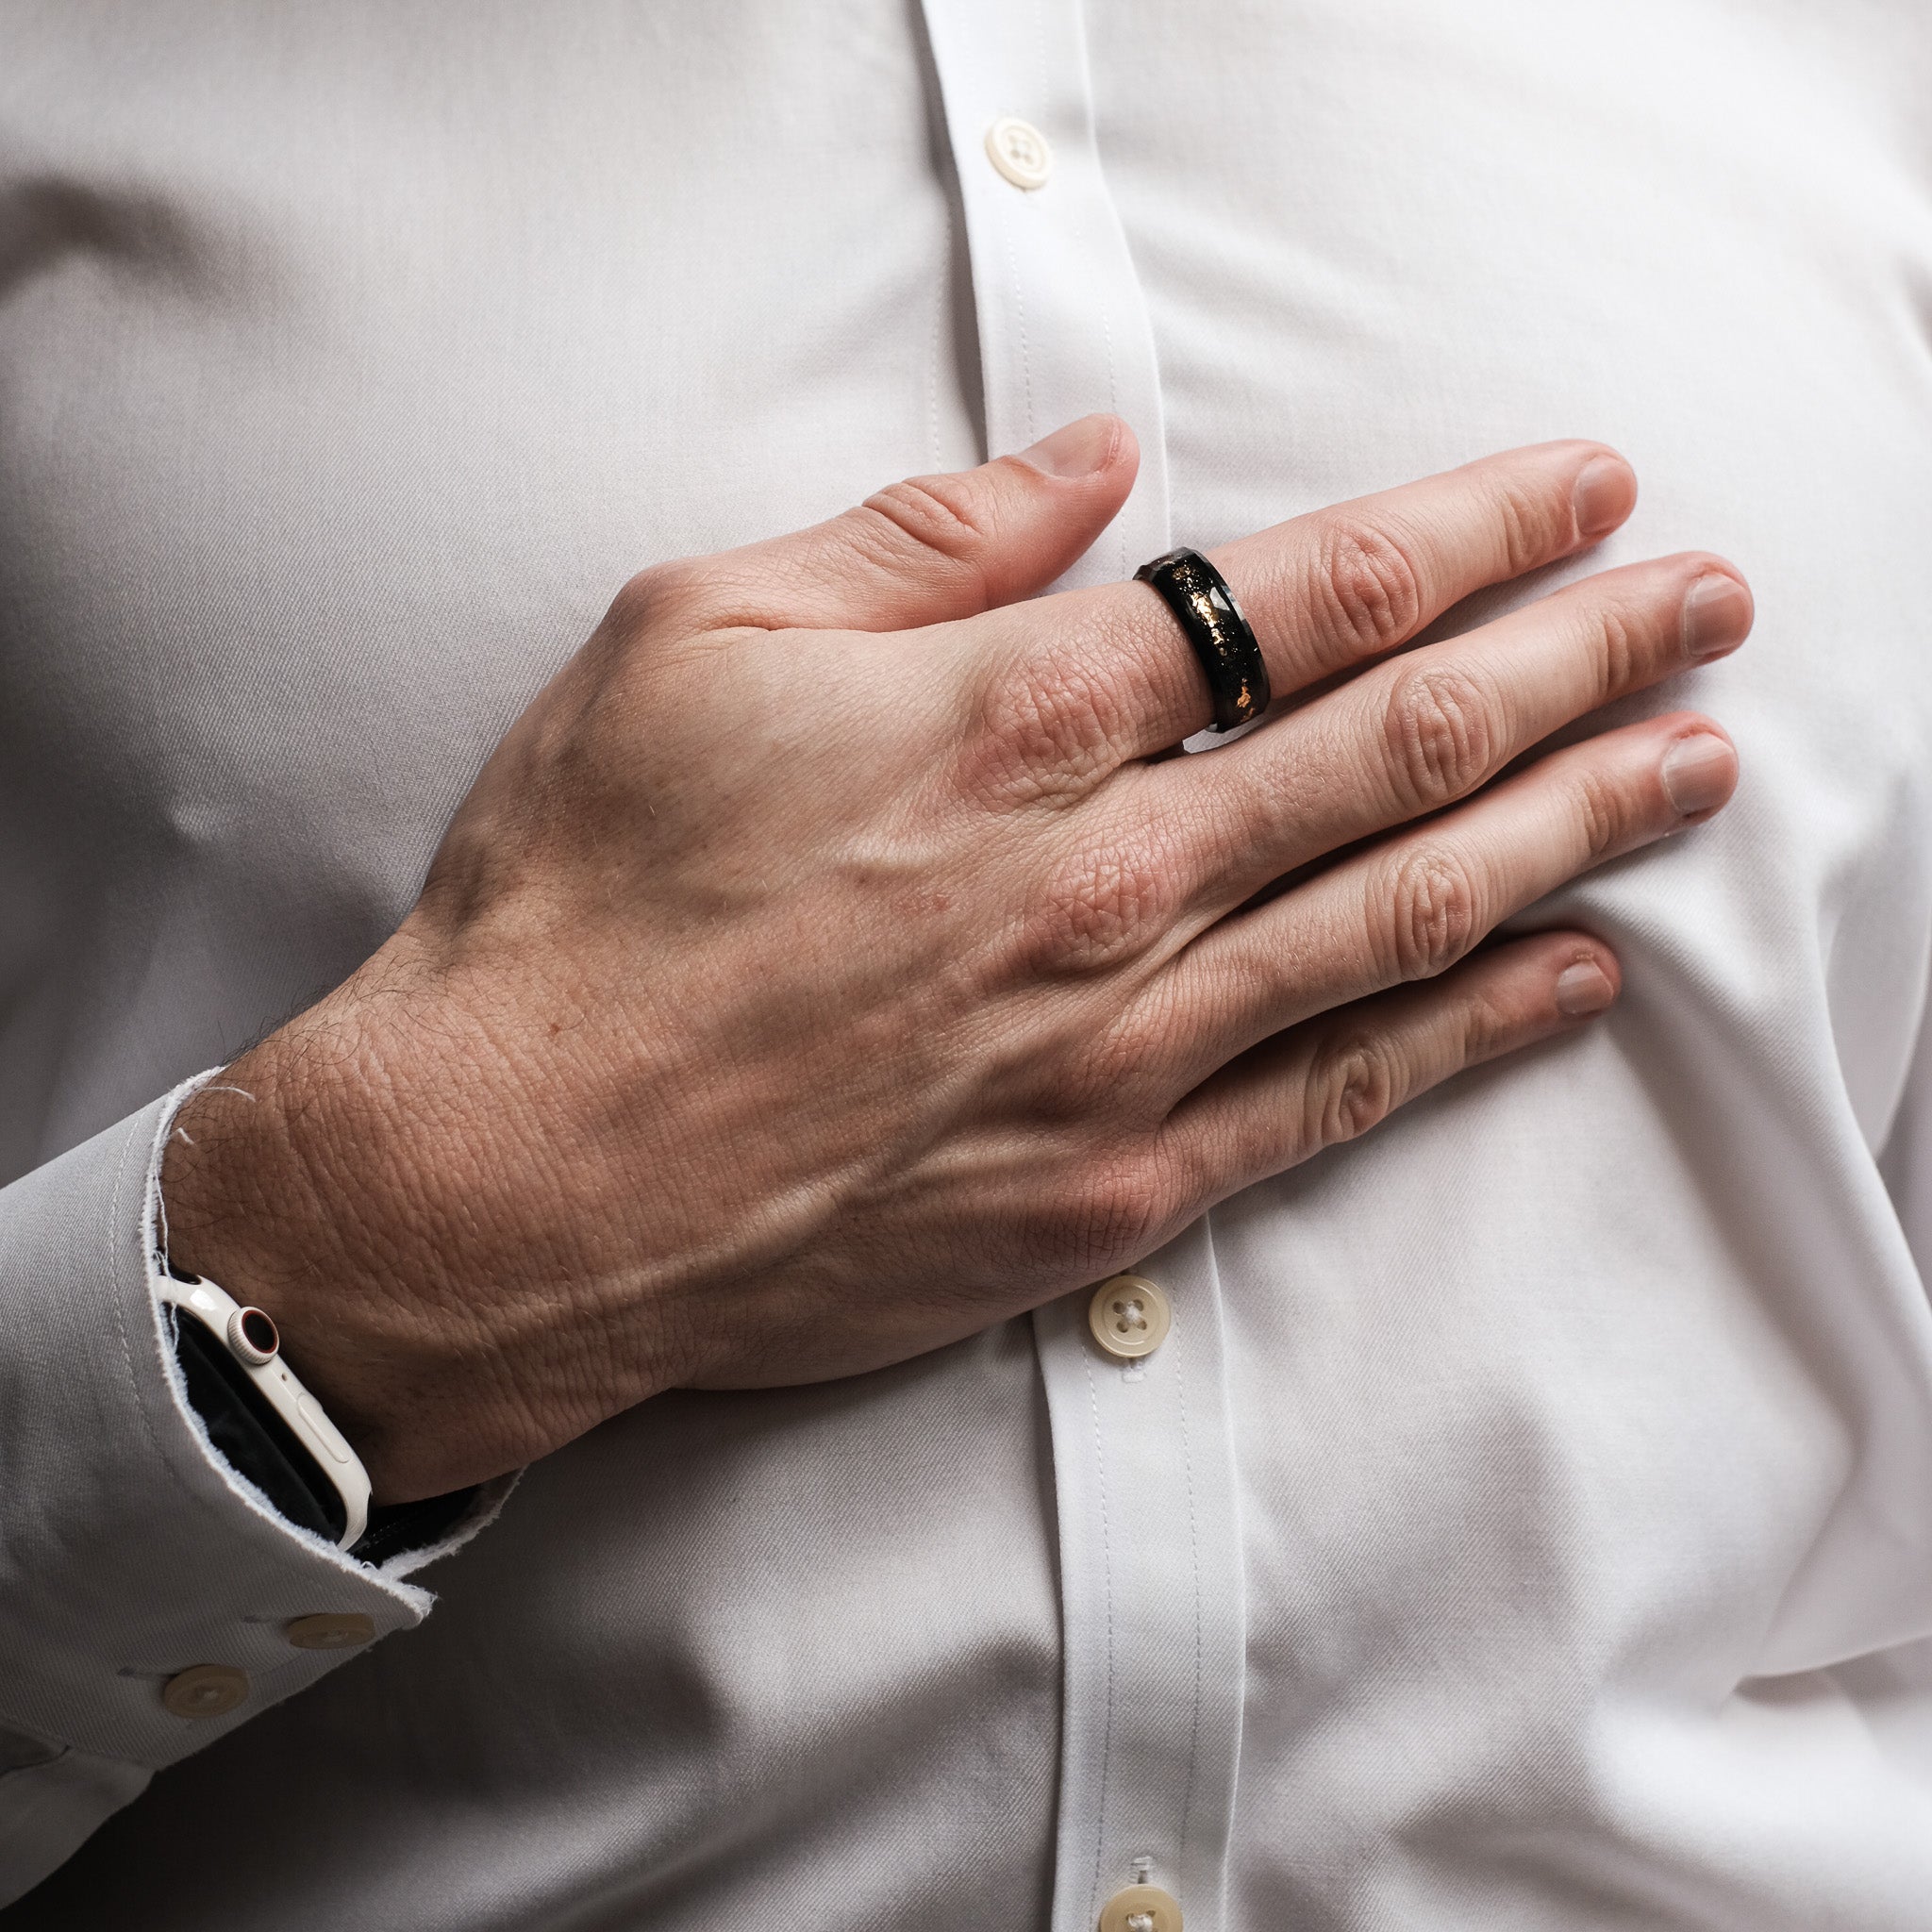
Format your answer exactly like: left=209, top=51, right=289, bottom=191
left=1174, top=1331, right=1207, bottom=1900
left=1084, top=1349, right=1118, bottom=1923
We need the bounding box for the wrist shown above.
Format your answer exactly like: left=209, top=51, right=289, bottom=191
left=158, top=990, right=474, bottom=1500
left=161, top=930, right=699, bottom=1495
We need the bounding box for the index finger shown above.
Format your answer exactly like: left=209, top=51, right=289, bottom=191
left=988, top=441, right=1638, bottom=771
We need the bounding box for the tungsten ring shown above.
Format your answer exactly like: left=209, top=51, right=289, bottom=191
left=1133, top=547, right=1271, bottom=735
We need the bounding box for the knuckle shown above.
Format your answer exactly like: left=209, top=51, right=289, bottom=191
left=1041, top=1020, right=1145, bottom=1122
left=1385, top=842, right=1482, bottom=980
left=861, top=475, right=997, bottom=574
left=1058, top=1158, right=1170, bottom=1275
left=1024, top=839, right=1172, bottom=974
left=1571, top=762, right=1633, bottom=859
left=1147, top=1122, right=1216, bottom=1219
left=1086, top=999, right=1167, bottom=1093
left=1305, top=1031, right=1400, bottom=1148
left=1457, top=988, right=1515, bottom=1066
left=1491, top=475, right=1559, bottom=578
left=608, top=554, right=781, bottom=641
left=1313, top=515, right=1425, bottom=658
left=1586, top=599, right=1641, bottom=697
left=965, top=643, right=1125, bottom=805
left=1383, top=663, right=1495, bottom=808
left=1034, top=993, right=1179, bottom=1126
left=607, top=558, right=703, bottom=635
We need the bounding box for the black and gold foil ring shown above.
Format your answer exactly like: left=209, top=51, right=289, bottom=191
left=1133, top=547, right=1271, bottom=735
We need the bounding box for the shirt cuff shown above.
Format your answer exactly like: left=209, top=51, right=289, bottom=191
left=0, top=1074, right=509, bottom=1903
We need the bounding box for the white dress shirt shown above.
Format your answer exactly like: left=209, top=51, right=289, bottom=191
left=4, top=2, right=1932, bottom=1926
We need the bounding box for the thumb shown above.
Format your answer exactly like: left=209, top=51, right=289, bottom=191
left=718, top=414, right=1139, bottom=632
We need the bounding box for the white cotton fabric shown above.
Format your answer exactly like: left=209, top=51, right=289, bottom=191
left=2, top=2, right=1931, bottom=1926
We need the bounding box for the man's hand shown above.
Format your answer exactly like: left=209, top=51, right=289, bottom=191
left=160, top=416, right=1750, bottom=1499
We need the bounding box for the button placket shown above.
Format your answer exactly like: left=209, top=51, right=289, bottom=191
left=919, top=4, right=1241, bottom=1924
left=1034, top=1226, right=1245, bottom=1931
left=918, top=0, right=1169, bottom=591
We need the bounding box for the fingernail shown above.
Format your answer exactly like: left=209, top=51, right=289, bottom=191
left=1015, top=414, right=1117, bottom=478
left=1660, top=732, right=1737, bottom=816
left=1572, top=456, right=1636, bottom=540
left=1681, top=572, right=1752, bottom=659
left=1555, top=960, right=1616, bottom=1017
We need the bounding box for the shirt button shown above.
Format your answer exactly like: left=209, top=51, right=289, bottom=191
left=1098, top=1884, right=1183, bottom=1932
left=1088, top=1274, right=1172, bottom=1359
left=160, top=1664, right=249, bottom=1720
left=285, top=1612, right=377, bottom=1651
left=985, top=115, right=1053, bottom=190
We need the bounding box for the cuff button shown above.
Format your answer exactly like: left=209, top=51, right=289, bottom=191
left=161, top=1664, right=249, bottom=1720
left=1088, top=1274, right=1173, bottom=1360
left=286, top=1612, right=376, bottom=1651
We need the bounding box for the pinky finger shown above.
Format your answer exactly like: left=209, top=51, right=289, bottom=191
left=1159, top=930, right=1619, bottom=1193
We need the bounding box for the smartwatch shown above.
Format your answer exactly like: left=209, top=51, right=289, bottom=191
left=159, top=1273, right=372, bottom=1547
left=159, top=1271, right=478, bottom=1563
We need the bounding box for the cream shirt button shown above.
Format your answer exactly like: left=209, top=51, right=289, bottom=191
left=1088, top=1274, right=1172, bottom=1359
left=160, top=1663, right=249, bottom=1720
left=1098, top=1884, right=1183, bottom=1932
left=985, top=115, right=1053, bottom=190
left=285, top=1612, right=377, bottom=1651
